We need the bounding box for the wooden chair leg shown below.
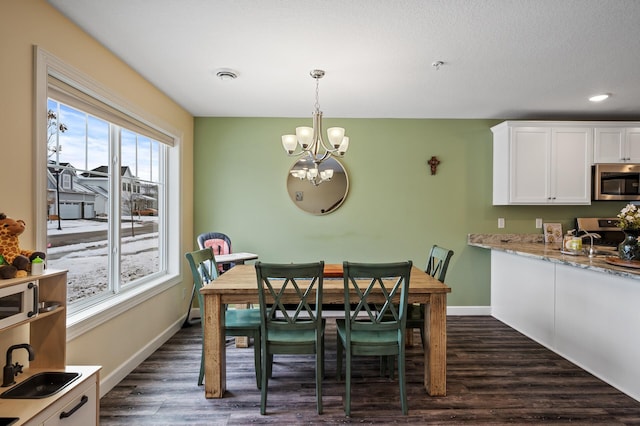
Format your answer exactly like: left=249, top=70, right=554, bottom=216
left=345, top=350, right=352, bottom=416
left=260, top=346, right=269, bottom=414
left=406, top=328, right=414, bottom=346
left=253, top=336, right=261, bottom=389
left=398, top=350, right=408, bottom=415
left=316, top=348, right=323, bottom=414
left=336, top=335, right=343, bottom=380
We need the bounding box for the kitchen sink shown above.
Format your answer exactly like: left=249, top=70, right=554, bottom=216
left=0, top=372, right=81, bottom=399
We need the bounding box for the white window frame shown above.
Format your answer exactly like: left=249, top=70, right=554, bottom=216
left=34, top=46, right=183, bottom=340
left=61, top=173, right=71, bottom=190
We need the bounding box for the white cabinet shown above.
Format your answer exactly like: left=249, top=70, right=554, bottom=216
left=491, top=251, right=556, bottom=347
left=594, top=127, right=640, bottom=163
left=492, top=121, right=593, bottom=205
left=490, top=249, right=640, bottom=402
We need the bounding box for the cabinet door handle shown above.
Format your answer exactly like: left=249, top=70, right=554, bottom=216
left=28, top=282, right=38, bottom=317
left=59, top=395, right=89, bottom=419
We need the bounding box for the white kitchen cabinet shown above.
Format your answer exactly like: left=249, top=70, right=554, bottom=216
left=594, top=127, right=640, bottom=163
left=492, top=121, right=592, bottom=205
left=491, top=251, right=556, bottom=347
left=489, top=249, right=640, bottom=402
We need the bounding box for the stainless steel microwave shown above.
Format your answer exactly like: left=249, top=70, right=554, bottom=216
left=593, top=163, right=640, bottom=201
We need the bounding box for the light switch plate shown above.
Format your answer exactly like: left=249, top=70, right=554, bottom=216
left=498, top=218, right=505, bottom=228
left=536, top=218, right=543, bottom=228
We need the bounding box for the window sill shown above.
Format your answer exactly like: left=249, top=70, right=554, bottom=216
left=66, top=274, right=181, bottom=341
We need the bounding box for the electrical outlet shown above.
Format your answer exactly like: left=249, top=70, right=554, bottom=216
left=498, top=218, right=505, bottom=228
left=536, top=218, right=543, bottom=229
left=182, top=287, right=187, bottom=300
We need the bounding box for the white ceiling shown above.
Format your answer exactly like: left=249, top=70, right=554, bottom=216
left=48, top=0, right=640, bottom=119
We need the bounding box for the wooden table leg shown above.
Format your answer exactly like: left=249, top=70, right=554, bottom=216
left=424, top=293, right=447, bottom=396
left=234, top=303, right=250, bottom=348
left=226, top=261, right=250, bottom=348
left=204, top=293, right=226, bottom=398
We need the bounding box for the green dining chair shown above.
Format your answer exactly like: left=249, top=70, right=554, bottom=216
left=254, top=261, right=325, bottom=415
left=336, top=261, right=413, bottom=416
left=185, top=248, right=261, bottom=388
left=406, top=245, right=454, bottom=349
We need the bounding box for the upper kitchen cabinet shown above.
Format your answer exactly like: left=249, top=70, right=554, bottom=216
left=594, top=127, right=640, bottom=163
left=492, top=121, right=593, bottom=205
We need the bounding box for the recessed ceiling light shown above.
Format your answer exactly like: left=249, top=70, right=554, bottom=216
left=589, top=93, right=610, bottom=102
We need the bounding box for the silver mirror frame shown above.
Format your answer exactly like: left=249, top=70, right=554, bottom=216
left=286, top=157, right=349, bottom=215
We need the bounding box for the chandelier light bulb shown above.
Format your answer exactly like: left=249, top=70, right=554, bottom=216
left=327, top=127, right=346, bottom=148
left=338, top=137, right=349, bottom=154
left=295, top=127, right=313, bottom=149
left=282, top=135, right=297, bottom=154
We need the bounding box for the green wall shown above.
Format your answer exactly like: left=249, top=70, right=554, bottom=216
left=193, top=118, right=627, bottom=306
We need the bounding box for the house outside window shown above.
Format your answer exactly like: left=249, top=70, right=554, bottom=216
left=35, top=47, right=181, bottom=332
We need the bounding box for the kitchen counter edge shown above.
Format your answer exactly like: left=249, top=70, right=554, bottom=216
left=468, top=233, right=640, bottom=280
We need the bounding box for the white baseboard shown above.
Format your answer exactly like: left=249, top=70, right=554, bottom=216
left=447, top=306, right=491, bottom=316
left=98, top=316, right=184, bottom=397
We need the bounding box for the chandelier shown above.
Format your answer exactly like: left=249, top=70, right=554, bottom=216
left=281, top=69, right=349, bottom=174
left=289, top=159, right=334, bottom=187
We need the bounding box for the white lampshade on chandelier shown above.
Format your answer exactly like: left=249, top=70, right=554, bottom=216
left=290, top=162, right=334, bottom=187
left=282, top=69, right=349, bottom=185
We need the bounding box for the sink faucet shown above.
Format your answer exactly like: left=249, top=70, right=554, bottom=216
left=577, top=230, right=602, bottom=258
left=2, top=344, right=35, bottom=387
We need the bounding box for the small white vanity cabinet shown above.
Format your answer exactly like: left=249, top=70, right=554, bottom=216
left=0, top=271, right=100, bottom=425
left=593, top=126, right=640, bottom=163
left=492, top=121, right=593, bottom=205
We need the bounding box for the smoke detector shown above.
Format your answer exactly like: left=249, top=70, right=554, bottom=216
left=215, top=68, right=238, bottom=80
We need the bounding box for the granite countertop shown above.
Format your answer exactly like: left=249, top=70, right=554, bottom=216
left=468, top=233, right=640, bottom=280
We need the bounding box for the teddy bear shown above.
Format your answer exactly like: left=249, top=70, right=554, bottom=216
left=0, top=212, right=46, bottom=279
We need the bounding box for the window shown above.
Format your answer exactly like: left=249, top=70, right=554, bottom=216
left=61, top=173, right=71, bottom=190
left=47, top=98, right=165, bottom=306
left=35, top=47, right=182, bottom=334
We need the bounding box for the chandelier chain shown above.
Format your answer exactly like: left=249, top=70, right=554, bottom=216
left=314, top=76, right=321, bottom=112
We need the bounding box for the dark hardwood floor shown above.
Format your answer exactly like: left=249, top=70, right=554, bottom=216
left=100, top=316, right=640, bottom=425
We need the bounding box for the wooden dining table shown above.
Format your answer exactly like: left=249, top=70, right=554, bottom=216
left=199, top=263, right=451, bottom=398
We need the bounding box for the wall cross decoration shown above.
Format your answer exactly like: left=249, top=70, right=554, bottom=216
left=428, top=156, right=440, bottom=175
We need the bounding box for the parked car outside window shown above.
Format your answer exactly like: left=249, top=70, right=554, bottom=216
left=133, top=208, right=157, bottom=216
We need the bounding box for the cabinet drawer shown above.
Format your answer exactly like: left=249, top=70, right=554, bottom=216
left=43, top=381, right=96, bottom=426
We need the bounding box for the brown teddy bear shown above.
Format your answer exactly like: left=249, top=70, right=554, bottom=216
left=0, top=212, right=46, bottom=279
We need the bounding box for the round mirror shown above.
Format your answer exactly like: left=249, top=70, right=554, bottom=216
left=286, top=157, right=349, bottom=215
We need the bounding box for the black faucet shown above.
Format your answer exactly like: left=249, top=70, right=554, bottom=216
left=2, top=344, right=35, bottom=387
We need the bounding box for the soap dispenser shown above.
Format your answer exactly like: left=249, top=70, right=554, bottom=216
left=563, top=229, right=582, bottom=251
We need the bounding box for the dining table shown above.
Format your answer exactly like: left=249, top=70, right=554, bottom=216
left=199, top=263, right=451, bottom=399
